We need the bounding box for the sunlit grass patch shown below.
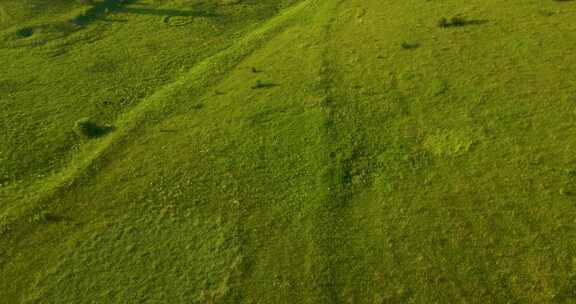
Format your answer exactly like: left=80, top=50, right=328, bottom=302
left=423, top=130, right=478, bottom=157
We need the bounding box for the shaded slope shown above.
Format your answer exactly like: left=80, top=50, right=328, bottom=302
left=0, top=0, right=300, bottom=208
left=0, top=0, right=309, bottom=233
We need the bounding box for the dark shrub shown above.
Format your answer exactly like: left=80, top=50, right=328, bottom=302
left=401, top=42, right=420, bottom=50
left=438, top=17, right=449, bottom=28
left=251, top=80, right=277, bottom=89
left=73, top=118, right=111, bottom=138
left=438, top=16, right=474, bottom=28
left=450, top=16, right=466, bottom=26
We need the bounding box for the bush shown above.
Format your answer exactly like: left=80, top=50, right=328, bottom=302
left=401, top=42, right=420, bottom=50
left=73, top=118, right=111, bottom=138
left=28, top=211, right=51, bottom=224
left=252, top=80, right=265, bottom=89
left=450, top=16, right=466, bottom=26
left=438, top=17, right=449, bottom=28
left=438, top=16, right=469, bottom=28
left=250, top=80, right=277, bottom=89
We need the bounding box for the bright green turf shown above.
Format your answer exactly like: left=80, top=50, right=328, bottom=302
left=1, top=0, right=576, bottom=302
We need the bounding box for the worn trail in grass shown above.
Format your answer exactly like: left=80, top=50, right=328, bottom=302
left=2, top=0, right=576, bottom=302
left=0, top=0, right=306, bottom=232
left=2, top=0, right=347, bottom=302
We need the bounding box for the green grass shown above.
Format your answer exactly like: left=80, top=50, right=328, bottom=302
left=1, top=0, right=576, bottom=302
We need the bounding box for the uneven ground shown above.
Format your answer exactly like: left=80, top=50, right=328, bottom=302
left=1, top=0, right=576, bottom=302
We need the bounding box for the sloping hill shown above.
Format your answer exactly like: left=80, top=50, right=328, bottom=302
left=1, top=0, right=576, bottom=302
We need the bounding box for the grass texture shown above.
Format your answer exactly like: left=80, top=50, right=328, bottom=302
left=1, top=0, right=576, bottom=302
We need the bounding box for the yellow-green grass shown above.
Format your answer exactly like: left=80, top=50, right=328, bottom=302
left=1, top=0, right=576, bottom=302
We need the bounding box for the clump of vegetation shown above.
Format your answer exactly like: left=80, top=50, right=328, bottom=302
left=401, top=42, right=420, bottom=50
left=438, top=17, right=449, bottom=28
left=73, top=118, right=111, bottom=139
left=0, top=216, right=10, bottom=235
left=27, top=211, right=53, bottom=224
left=220, top=0, right=242, bottom=5
left=438, top=16, right=468, bottom=28
left=16, top=27, right=34, bottom=38
left=559, top=188, right=573, bottom=196
left=251, top=80, right=277, bottom=89
left=252, top=80, right=265, bottom=89
left=538, top=9, right=555, bottom=17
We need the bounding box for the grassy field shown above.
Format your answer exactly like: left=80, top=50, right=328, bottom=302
left=1, top=0, right=576, bottom=302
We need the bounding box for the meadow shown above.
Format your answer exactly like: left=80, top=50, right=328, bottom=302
left=1, top=0, right=576, bottom=302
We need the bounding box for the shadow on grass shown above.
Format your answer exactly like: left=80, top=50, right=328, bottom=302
left=72, top=0, right=218, bottom=26
left=74, top=118, right=115, bottom=139
left=84, top=124, right=114, bottom=138
left=118, top=7, right=218, bottom=17
left=438, top=17, right=489, bottom=28
left=92, top=125, right=115, bottom=138
left=251, top=81, right=279, bottom=90
left=44, top=213, right=72, bottom=223
left=464, top=19, right=489, bottom=26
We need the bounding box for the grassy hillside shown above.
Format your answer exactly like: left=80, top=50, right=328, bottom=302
left=1, top=0, right=576, bottom=302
